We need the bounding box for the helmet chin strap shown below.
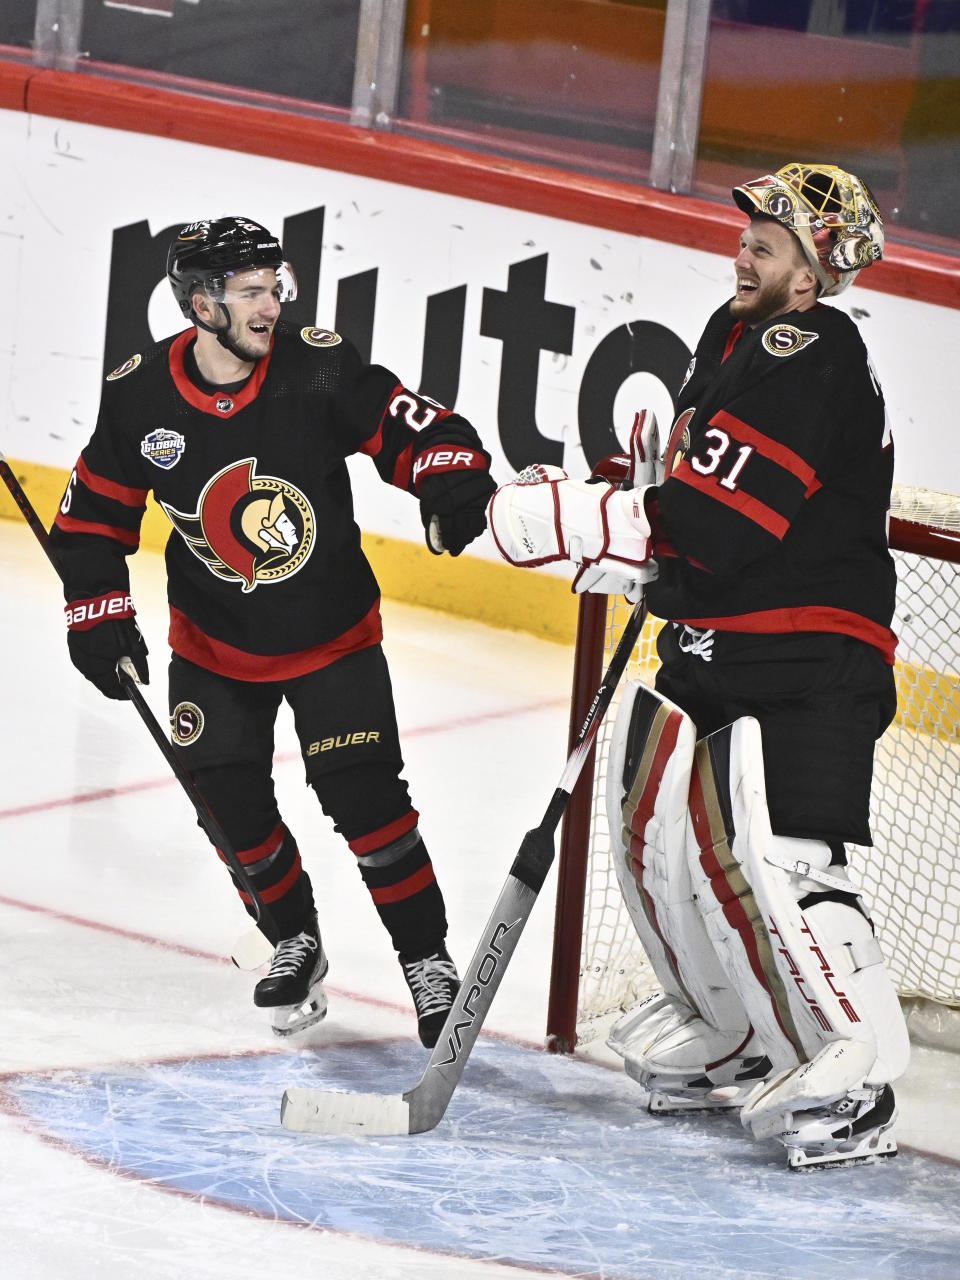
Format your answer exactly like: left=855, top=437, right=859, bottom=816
left=192, top=303, right=254, bottom=364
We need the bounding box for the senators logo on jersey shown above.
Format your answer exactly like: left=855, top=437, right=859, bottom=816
left=160, top=458, right=315, bottom=592
left=664, top=408, right=696, bottom=476
left=761, top=324, right=820, bottom=358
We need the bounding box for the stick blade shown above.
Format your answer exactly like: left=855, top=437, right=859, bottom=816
left=230, top=926, right=274, bottom=970
left=280, top=1087, right=411, bottom=1136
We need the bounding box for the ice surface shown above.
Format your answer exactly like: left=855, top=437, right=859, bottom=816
left=2, top=521, right=959, bottom=1280
left=6, top=1040, right=960, bottom=1280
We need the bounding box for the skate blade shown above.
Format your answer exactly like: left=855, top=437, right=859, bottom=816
left=647, top=1088, right=743, bottom=1115
left=787, top=1137, right=898, bottom=1171
left=271, top=989, right=329, bottom=1038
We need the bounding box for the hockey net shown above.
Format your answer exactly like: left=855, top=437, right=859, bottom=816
left=547, top=465, right=960, bottom=1054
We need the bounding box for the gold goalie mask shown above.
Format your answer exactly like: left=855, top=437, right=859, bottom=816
left=732, top=162, right=884, bottom=297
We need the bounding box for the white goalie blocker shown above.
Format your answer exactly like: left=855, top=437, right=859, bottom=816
left=606, top=686, right=911, bottom=1167
left=486, top=408, right=662, bottom=600
left=487, top=463, right=656, bottom=599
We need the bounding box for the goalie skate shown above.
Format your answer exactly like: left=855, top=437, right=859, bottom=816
left=609, top=994, right=770, bottom=1113
left=780, top=1084, right=898, bottom=1171
left=741, top=1043, right=900, bottom=1170
left=254, top=916, right=329, bottom=1038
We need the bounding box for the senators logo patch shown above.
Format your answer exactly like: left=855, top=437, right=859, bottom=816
left=761, top=190, right=795, bottom=220
left=300, top=327, right=342, bottom=348
left=107, top=354, right=142, bottom=381
left=761, top=324, right=820, bottom=358
left=171, top=702, right=204, bottom=746
left=160, top=458, right=315, bottom=592
left=664, top=408, right=696, bottom=475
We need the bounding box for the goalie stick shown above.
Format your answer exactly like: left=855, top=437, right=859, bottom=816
left=281, top=594, right=650, bottom=1136
left=0, top=452, right=276, bottom=948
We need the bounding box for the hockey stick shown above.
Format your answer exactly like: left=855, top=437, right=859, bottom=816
left=0, top=452, right=276, bottom=944
left=281, top=594, right=650, bottom=1136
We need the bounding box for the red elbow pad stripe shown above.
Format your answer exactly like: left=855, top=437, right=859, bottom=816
left=64, top=590, right=136, bottom=631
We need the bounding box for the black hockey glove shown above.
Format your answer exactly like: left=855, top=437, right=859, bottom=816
left=412, top=420, right=496, bottom=556
left=65, top=590, right=149, bottom=701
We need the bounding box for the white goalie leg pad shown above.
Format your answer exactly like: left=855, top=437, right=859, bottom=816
left=487, top=464, right=653, bottom=577
left=605, top=682, right=761, bottom=1106
left=686, top=716, right=910, bottom=1151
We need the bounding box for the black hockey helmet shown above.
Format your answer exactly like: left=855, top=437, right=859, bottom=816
left=166, top=217, right=296, bottom=318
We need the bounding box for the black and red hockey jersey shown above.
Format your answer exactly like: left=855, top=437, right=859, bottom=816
left=49, top=322, right=485, bottom=680
left=646, top=300, right=897, bottom=661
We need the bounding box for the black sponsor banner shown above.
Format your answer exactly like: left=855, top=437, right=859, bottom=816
left=105, top=208, right=691, bottom=475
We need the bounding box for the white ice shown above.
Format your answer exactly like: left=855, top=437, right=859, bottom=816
left=2, top=521, right=959, bottom=1280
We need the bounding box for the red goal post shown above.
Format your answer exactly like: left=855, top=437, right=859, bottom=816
left=547, top=456, right=960, bottom=1054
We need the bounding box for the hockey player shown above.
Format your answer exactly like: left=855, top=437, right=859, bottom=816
left=488, top=163, right=910, bottom=1167
left=51, top=216, right=496, bottom=1046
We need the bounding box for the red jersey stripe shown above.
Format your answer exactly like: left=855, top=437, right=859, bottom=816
left=673, top=460, right=789, bottom=539
left=53, top=512, right=140, bottom=547
left=708, top=410, right=817, bottom=489
left=676, top=604, right=897, bottom=663
left=76, top=456, right=149, bottom=507
left=721, top=320, right=744, bottom=362
left=168, top=598, right=384, bottom=680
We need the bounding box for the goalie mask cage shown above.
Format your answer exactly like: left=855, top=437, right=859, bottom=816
left=547, top=458, right=960, bottom=1054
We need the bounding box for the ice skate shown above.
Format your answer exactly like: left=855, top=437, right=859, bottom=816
left=614, top=1001, right=771, bottom=1113
left=254, top=915, right=329, bottom=1038
left=399, top=943, right=459, bottom=1048
left=777, top=1084, right=899, bottom=1171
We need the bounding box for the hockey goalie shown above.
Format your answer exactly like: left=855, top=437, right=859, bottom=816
left=487, top=162, right=910, bottom=1170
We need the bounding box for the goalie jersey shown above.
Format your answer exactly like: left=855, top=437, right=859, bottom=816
left=49, top=322, right=469, bottom=680
left=648, top=300, right=898, bottom=662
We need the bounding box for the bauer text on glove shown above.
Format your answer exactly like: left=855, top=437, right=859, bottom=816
left=65, top=590, right=150, bottom=700
left=411, top=419, right=496, bottom=556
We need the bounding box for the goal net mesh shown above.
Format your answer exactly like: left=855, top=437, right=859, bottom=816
left=564, top=483, right=960, bottom=1049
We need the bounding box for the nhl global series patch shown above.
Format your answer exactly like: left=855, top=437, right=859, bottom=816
left=141, top=428, right=186, bottom=470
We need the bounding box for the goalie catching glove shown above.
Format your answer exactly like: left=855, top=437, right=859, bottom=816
left=487, top=464, right=657, bottom=601
left=411, top=419, right=496, bottom=557
left=65, top=589, right=149, bottom=700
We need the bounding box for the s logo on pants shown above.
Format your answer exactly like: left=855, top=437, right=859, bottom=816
left=171, top=701, right=204, bottom=746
